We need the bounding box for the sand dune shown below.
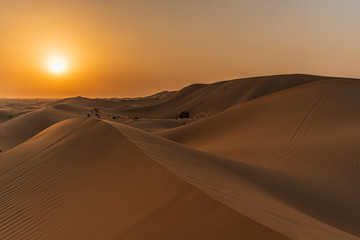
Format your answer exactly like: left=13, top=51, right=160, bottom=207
left=158, top=79, right=360, bottom=239
left=159, top=79, right=352, bottom=161
left=0, top=108, right=70, bottom=151
left=159, top=80, right=360, bottom=184
left=114, top=74, right=353, bottom=118
left=50, top=74, right=349, bottom=119
left=144, top=90, right=176, bottom=99
left=1, top=74, right=359, bottom=239
left=123, top=118, right=192, bottom=132
left=0, top=118, right=286, bottom=240
left=51, top=103, right=89, bottom=113
left=49, top=96, right=119, bottom=108
left=0, top=98, right=56, bottom=111
left=0, top=109, right=31, bottom=123
left=0, top=98, right=56, bottom=123
left=113, top=119, right=360, bottom=240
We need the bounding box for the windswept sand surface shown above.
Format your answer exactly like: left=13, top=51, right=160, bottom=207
left=0, top=74, right=359, bottom=239
left=0, top=119, right=286, bottom=240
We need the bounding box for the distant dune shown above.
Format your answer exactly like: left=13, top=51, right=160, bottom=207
left=0, top=74, right=359, bottom=240
left=49, top=96, right=119, bottom=108
left=108, top=74, right=355, bottom=118
left=0, top=108, right=70, bottom=151
left=48, top=74, right=358, bottom=119
left=0, top=109, right=30, bottom=123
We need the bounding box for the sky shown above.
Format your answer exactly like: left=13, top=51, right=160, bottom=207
left=1, top=0, right=360, bottom=98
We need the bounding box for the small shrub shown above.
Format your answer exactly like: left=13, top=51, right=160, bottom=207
left=112, top=116, right=116, bottom=119
left=87, top=114, right=90, bottom=117
left=179, top=111, right=190, bottom=119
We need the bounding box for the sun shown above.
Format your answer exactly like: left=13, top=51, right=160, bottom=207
left=45, top=56, right=69, bottom=75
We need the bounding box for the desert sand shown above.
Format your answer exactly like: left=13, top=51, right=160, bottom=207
left=0, top=74, right=359, bottom=240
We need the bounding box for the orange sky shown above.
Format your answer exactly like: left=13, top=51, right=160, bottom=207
left=1, top=0, right=360, bottom=98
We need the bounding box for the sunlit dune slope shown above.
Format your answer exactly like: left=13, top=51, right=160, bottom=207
left=113, top=120, right=360, bottom=240
left=1, top=74, right=359, bottom=240
left=0, top=118, right=287, bottom=240
left=123, top=118, right=192, bottom=132
left=157, top=79, right=360, bottom=239
left=158, top=79, right=360, bottom=182
left=0, top=108, right=70, bottom=151
left=159, top=79, right=357, bottom=159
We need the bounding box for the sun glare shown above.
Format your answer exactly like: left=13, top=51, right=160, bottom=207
left=45, top=56, right=69, bottom=75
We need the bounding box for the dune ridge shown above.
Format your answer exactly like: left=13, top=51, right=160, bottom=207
left=156, top=79, right=360, bottom=239
left=48, top=74, right=358, bottom=119
left=112, top=120, right=360, bottom=240
left=110, top=74, right=359, bottom=118
left=158, top=79, right=360, bottom=186
left=0, top=118, right=287, bottom=240
left=0, top=74, right=359, bottom=239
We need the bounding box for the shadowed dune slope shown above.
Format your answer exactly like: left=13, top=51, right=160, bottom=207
left=0, top=118, right=287, bottom=240
left=118, top=74, right=356, bottom=118
left=0, top=108, right=70, bottom=151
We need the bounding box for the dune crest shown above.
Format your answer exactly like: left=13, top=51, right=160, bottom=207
left=1, top=74, right=359, bottom=239
left=112, top=120, right=360, bottom=240
left=0, top=118, right=287, bottom=240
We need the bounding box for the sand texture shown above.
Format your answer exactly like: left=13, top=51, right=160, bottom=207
left=0, top=74, right=359, bottom=239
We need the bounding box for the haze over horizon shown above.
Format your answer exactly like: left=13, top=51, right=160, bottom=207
left=1, top=0, right=360, bottom=98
